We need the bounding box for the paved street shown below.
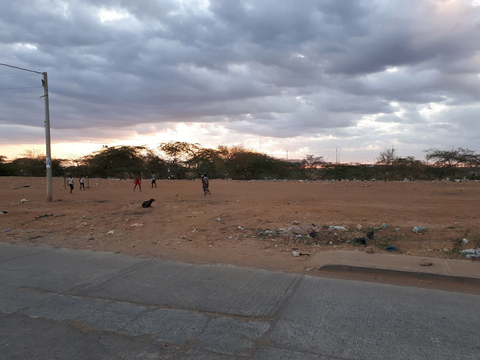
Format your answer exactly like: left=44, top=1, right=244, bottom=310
left=1, top=243, right=479, bottom=359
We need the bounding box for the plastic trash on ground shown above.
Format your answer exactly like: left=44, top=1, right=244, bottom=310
left=460, top=249, right=480, bottom=259
left=412, top=226, right=427, bottom=233
left=329, top=225, right=347, bottom=230
left=384, top=246, right=397, bottom=251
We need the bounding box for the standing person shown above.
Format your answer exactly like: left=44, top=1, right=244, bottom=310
left=151, top=171, right=157, bottom=188
left=68, top=175, right=74, bottom=194
left=79, top=175, right=86, bottom=190
left=133, top=173, right=142, bottom=192
left=202, top=173, right=211, bottom=195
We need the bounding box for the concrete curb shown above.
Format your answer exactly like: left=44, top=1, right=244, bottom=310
left=318, top=264, right=480, bottom=286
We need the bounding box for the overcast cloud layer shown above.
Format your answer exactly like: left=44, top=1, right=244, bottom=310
left=1, top=0, right=479, bottom=162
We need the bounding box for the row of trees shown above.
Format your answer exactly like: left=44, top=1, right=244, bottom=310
left=1, top=143, right=479, bottom=181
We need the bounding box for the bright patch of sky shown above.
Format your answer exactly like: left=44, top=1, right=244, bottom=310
left=419, top=103, right=447, bottom=119
left=98, top=9, right=130, bottom=22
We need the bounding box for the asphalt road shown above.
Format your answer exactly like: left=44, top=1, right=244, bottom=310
left=1, top=243, right=479, bottom=360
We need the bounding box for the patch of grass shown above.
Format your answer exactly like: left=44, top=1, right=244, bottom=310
left=372, top=233, right=403, bottom=249
left=449, top=238, right=463, bottom=256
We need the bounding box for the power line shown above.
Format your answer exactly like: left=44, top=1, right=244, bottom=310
left=0, top=74, right=38, bottom=79
left=0, top=62, right=43, bottom=74
left=0, top=85, right=42, bottom=91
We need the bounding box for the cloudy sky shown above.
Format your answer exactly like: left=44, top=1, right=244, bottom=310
left=1, top=0, right=480, bottom=163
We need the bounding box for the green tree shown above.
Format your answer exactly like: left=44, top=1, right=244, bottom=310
left=158, top=142, right=198, bottom=179
left=0, top=156, right=14, bottom=176
left=82, top=145, right=147, bottom=179
left=8, top=150, right=63, bottom=177
left=394, top=156, right=425, bottom=180
left=376, top=147, right=399, bottom=181
left=297, top=155, right=325, bottom=180
left=186, top=147, right=224, bottom=178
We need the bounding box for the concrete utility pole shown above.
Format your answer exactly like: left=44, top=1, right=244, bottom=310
left=42, top=72, right=53, bottom=202
left=0, top=63, right=52, bottom=202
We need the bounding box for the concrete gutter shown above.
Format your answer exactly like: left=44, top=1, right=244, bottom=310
left=313, top=250, right=480, bottom=283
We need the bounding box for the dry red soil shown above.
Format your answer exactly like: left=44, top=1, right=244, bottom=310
left=1, top=177, right=479, bottom=277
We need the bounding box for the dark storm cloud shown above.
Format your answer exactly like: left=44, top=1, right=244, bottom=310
left=1, top=0, right=480, bottom=157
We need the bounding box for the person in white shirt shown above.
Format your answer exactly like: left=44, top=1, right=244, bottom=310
left=151, top=171, right=157, bottom=188
left=68, top=175, right=74, bottom=193
left=79, top=175, right=85, bottom=190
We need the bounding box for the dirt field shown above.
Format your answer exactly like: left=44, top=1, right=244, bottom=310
left=1, top=176, right=479, bottom=275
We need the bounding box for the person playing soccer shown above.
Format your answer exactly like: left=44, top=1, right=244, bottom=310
left=151, top=171, right=157, bottom=188
left=68, top=175, right=74, bottom=193
left=79, top=175, right=86, bottom=190
left=133, top=173, right=142, bottom=192
left=201, top=173, right=211, bottom=195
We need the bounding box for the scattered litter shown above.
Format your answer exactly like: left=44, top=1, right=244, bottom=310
left=0, top=211, right=8, bottom=214
left=142, top=199, right=155, bottom=208
left=168, top=220, right=172, bottom=222
left=460, top=249, right=480, bottom=259
left=356, top=224, right=363, bottom=230
left=354, top=237, right=367, bottom=245
left=107, top=230, right=115, bottom=235
left=384, top=246, right=397, bottom=252
left=130, top=223, right=143, bottom=227
left=292, top=251, right=309, bottom=257
left=365, top=247, right=375, bottom=254
left=308, top=231, right=317, bottom=238
left=306, top=267, right=314, bottom=271
left=420, top=259, right=433, bottom=266
left=24, top=236, right=42, bottom=241
left=237, top=226, right=245, bottom=230
left=192, top=229, right=197, bottom=233
left=443, top=248, right=449, bottom=252
left=295, top=234, right=302, bottom=238
left=463, top=238, right=469, bottom=244
left=228, top=236, right=233, bottom=240
left=366, top=231, right=375, bottom=240
left=215, top=218, right=221, bottom=222
left=382, top=223, right=387, bottom=229
left=20, top=185, right=31, bottom=188
left=413, top=226, right=427, bottom=233
left=19, top=199, right=28, bottom=203
left=329, top=226, right=347, bottom=230
left=395, top=228, right=400, bottom=231
left=329, top=241, right=333, bottom=244
left=2, top=228, right=12, bottom=232
left=285, top=202, right=290, bottom=205
left=293, top=220, right=300, bottom=225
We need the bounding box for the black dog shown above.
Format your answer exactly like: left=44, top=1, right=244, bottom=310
left=142, top=199, right=155, bottom=208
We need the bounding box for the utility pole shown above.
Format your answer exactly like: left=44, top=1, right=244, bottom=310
left=285, top=148, right=289, bottom=160
left=42, top=72, right=53, bottom=202
left=0, top=63, right=52, bottom=202
left=336, top=147, right=338, bottom=164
